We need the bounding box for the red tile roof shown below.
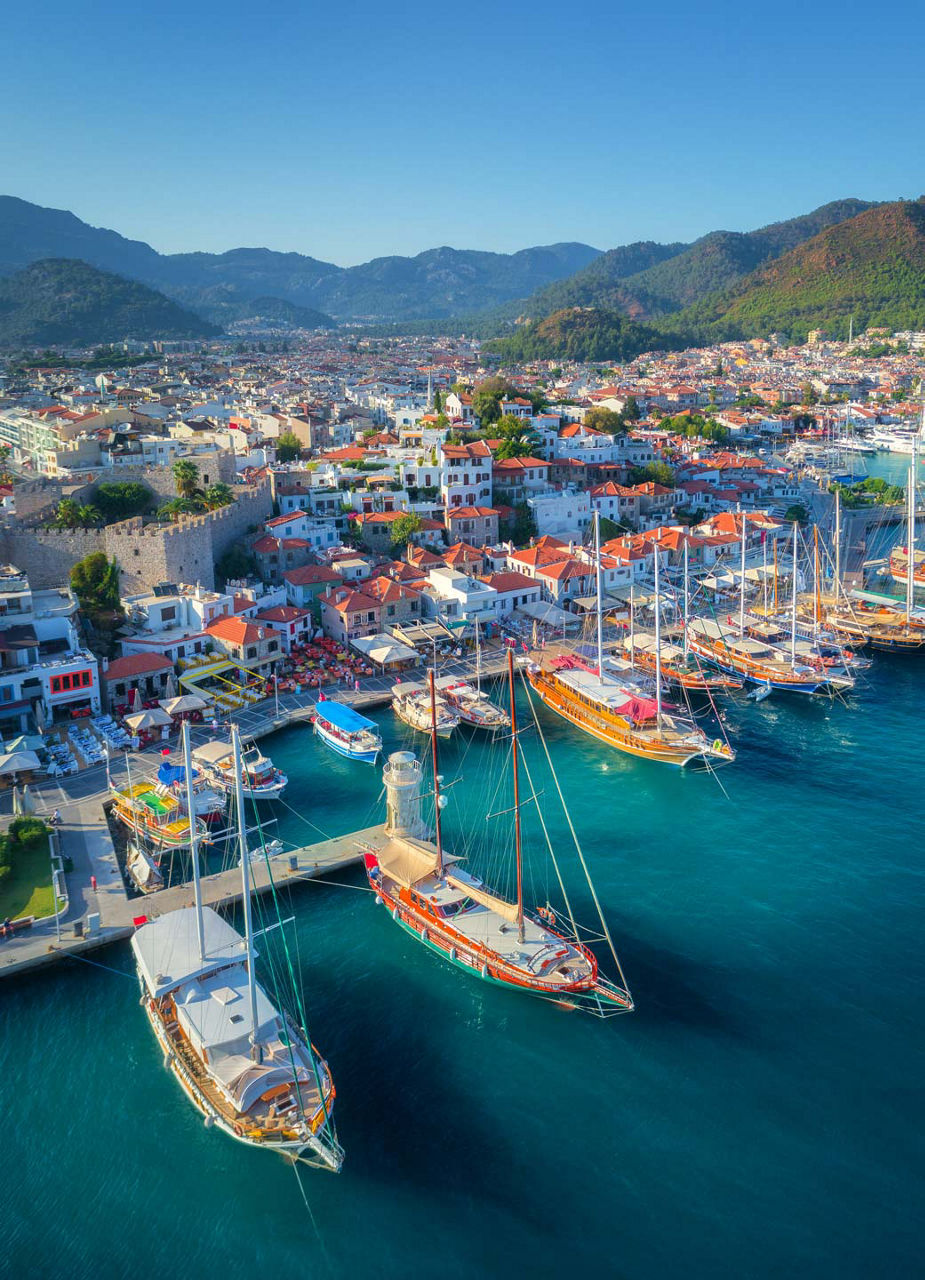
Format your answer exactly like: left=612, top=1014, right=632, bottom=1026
left=104, top=653, right=174, bottom=681
left=283, top=564, right=343, bottom=587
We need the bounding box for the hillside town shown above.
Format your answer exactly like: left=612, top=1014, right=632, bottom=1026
left=0, top=324, right=920, bottom=735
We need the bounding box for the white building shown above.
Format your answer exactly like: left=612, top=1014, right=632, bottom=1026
left=527, top=489, right=591, bottom=539
left=0, top=566, right=101, bottom=735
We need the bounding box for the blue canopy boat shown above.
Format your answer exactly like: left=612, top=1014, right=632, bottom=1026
left=313, top=699, right=382, bottom=764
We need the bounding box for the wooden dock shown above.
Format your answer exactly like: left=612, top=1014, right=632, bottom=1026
left=0, top=814, right=386, bottom=979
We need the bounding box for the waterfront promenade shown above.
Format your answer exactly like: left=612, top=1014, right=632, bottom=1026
left=0, top=642, right=517, bottom=979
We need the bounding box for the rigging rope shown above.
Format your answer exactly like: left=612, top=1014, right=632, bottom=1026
left=521, top=671, right=633, bottom=999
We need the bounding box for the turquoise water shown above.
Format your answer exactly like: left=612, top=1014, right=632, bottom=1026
left=2, top=654, right=924, bottom=1279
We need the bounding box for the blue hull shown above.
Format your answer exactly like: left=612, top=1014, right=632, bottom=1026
left=695, top=651, right=825, bottom=695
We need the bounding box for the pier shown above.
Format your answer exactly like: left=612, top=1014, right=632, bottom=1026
left=0, top=763, right=385, bottom=979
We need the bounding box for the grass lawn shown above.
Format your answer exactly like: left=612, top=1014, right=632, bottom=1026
left=0, top=836, right=63, bottom=922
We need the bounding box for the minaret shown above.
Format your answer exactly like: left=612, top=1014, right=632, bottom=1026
left=427, top=369, right=434, bottom=411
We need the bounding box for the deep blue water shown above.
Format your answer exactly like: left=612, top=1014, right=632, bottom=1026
left=2, top=643, right=924, bottom=1280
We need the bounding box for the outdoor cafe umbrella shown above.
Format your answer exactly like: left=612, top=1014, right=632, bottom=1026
left=159, top=694, right=208, bottom=716
left=33, top=702, right=45, bottom=734
left=0, top=750, right=42, bottom=776
left=20, top=784, right=36, bottom=816
left=124, top=708, right=173, bottom=732
left=164, top=672, right=179, bottom=700
left=130, top=687, right=143, bottom=713
left=11, top=785, right=21, bottom=815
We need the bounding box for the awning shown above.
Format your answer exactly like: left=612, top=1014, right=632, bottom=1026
left=351, top=633, right=419, bottom=667
left=159, top=694, right=210, bottom=714
left=515, top=600, right=580, bottom=629
left=125, top=708, right=173, bottom=730
left=0, top=749, right=41, bottom=774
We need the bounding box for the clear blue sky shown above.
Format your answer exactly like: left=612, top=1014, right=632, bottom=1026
left=4, top=0, right=923, bottom=265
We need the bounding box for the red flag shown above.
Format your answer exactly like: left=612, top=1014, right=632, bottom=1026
left=160, top=747, right=171, bottom=756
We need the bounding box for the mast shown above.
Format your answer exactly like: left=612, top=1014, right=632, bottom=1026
left=428, top=669, right=444, bottom=877
left=790, top=521, right=798, bottom=667
left=653, top=545, right=663, bottom=726
left=738, top=513, right=747, bottom=637
left=906, top=437, right=917, bottom=623
left=762, top=530, right=768, bottom=616
left=232, top=727, right=261, bottom=1063
left=682, top=538, right=689, bottom=657
left=182, top=720, right=205, bottom=962
left=773, top=537, right=779, bottom=612
left=628, top=583, right=635, bottom=668
left=813, top=525, right=821, bottom=630
left=507, top=648, right=524, bottom=944
left=475, top=616, right=481, bottom=696
left=834, top=485, right=841, bottom=596
left=594, top=509, right=604, bottom=680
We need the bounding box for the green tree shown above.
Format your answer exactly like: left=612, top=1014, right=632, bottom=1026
left=628, top=461, right=676, bottom=487
left=584, top=407, right=625, bottom=434
left=276, top=431, right=303, bottom=463
left=70, top=552, right=123, bottom=646
left=216, top=546, right=258, bottom=583
left=598, top=515, right=626, bottom=541
left=622, top=395, right=641, bottom=422
left=94, top=481, right=153, bottom=522
left=784, top=504, right=809, bottom=524
left=433, top=387, right=443, bottom=412
left=800, top=382, right=818, bottom=406
left=494, top=415, right=541, bottom=460
left=203, top=483, right=234, bottom=510
left=172, top=458, right=201, bottom=498
left=389, top=512, right=423, bottom=552
left=157, top=497, right=204, bottom=521
left=502, top=502, right=537, bottom=546
left=471, top=376, right=517, bottom=426
left=52, top=498, right=86, bottom=529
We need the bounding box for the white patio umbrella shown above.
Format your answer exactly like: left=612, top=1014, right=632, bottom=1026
left=130, top=687, right=143, bottom=713
left=20, top=785, right=36, bottom=816
left=33, top=702, right=45, bottom=734
left=159, top=694, right=208, bottom=716
left=11, top=785, right=21, bottom=816
left=124, top=708, right=173, bottom=732
left=0, top=750, right=42, bottom=775
left=164, top=672, right=179, bottom=700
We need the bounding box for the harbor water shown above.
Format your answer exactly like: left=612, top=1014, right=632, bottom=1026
left=2, top=648, right=923, bottom=1279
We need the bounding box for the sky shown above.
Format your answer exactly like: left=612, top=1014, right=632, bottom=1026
left=4, top=0, right=925, bottom=265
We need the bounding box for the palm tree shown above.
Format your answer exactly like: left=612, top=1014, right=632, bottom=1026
left=172, top=459, right=201, bottom=499
left=202, top=483, right=234, bottom=510
left=53, top=499, right=83, bottom=528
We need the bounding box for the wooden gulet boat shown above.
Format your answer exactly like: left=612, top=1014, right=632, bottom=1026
left=434, top=675, right=511, bottom=732
left=392, top=679, right=459, bottom=737
left=131, top=722, right=343, bottom=1171
left=826, top=444, right=925, bottom=652
left=527, top=513, right=734, bottom=766
left=364, top=659, right=633, bottom=1015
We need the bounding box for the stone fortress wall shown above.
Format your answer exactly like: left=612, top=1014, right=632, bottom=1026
left=0, top=466, right=270, bottom=593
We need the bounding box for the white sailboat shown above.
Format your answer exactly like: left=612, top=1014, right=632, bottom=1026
left=131, top=721, right=343, bottom=1171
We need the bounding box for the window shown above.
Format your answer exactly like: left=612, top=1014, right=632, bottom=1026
left=246, top=646, right=257, bottom=659
left=160, top=605, right=176, bottom=622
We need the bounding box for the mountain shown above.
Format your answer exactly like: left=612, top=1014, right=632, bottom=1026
left=0, top=259, right=219, bottom=348
left=199, top=293, right=336, bottom=329
left=507, top=199, right=879, bottom=327
left=488, top=306, right=669, bottom=364
left=665, top=199, right=925, bottom=343
left=0, top=197, right=601, bottom=322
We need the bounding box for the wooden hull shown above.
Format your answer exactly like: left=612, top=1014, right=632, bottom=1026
left=138, top=986, right=341, bottom=1171
left=527, top=668, right=718, bottom=766
left=367, top=864, right=632, bottom=1015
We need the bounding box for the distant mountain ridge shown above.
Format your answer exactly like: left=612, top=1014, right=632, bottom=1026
left=0, top=259, right=218, bottom=348
left=666, top=198, right=925, bottom=342
left=0, top=197, right=601, bottom=323
left=508, top=199, right=879, bottom=326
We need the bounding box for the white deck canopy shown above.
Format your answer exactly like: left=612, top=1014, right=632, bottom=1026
left=132, top=906, right=248, bottom=999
